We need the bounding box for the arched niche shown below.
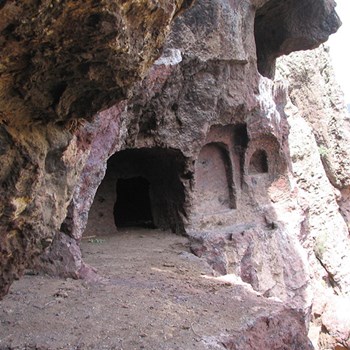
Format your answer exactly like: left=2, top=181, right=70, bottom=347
left=249, top=149, right=268, bottom=174
left=244, top=135, right=287, bottom=179
left=193, top=143, right=236, bottom=215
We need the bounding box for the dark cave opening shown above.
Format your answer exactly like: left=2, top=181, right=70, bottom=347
left=114, top=177, right=154, bottom=228
left=233, top=123, right=249, bottom=149
left=83, top=147, right=188, bottom=234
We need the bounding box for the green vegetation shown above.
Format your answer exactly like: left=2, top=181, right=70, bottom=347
left=314, top=232, right=327, bottom=259
left=318, top=145, right=329, bottom=157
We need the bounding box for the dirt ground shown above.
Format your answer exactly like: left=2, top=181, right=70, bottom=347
left=0, top=228, right=297, bottom=350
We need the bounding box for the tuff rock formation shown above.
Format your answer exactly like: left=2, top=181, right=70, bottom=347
left=277, top=45, right=350, bottom=349
left=0, top=0, right=193, bottom=298
left=0, top=0, right=349, bottom=349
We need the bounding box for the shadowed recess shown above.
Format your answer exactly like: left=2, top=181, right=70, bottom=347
left=249, top=149, right=268, bottom=174
left=114, top=177, right=154, bottom=228
left=106, top=147, right=188, bottom=233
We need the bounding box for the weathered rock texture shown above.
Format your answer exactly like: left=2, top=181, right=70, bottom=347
left=276, top=45, right=350, bottom=349
left=0, top=0, right=192, bottom=298
left=1, top=0, right=348, bottom=348
left=255, top=0, right=340, bottom=78
left=0, top=0, right=193, bottom=123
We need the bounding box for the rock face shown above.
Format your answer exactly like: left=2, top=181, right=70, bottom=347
left=0, top=0, right=193, bottom=123
left=276, top=45, right=350, bottom=349
left=0, top=0, right=192, bottom=298
left=255, top=0, right=340, bottom=78
left=0, top=0, right=348, bottom=348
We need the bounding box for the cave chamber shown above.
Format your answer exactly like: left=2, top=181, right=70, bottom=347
left=85, top=148, right=189, bottom=235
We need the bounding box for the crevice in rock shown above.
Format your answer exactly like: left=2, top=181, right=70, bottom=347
left=316, top=255, right=340, bottom=294
left=50, top=82, right=68, bottom=110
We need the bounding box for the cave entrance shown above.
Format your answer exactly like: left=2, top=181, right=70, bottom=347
left=85, top=147, right=188, bottom=236
left=114, top=177, right=153, bottom=228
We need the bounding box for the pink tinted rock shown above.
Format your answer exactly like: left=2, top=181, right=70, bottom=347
left=321, top=296, right=350, bottom=349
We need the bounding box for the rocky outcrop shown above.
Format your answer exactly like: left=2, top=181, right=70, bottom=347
left=277, top=46, right=350, bottom=190
left=0, top=0, right=192, bottom=299
left=218, top=308, right=314, bottom=350
left=255, top=0, right=340, bottom=78
left=36, top=0, right=342, bottom=330
left=276, top=46, right=350, bottom=349
left=1, top=0, right=348, bottom=349
left=0, top=0, right=193, bottom=123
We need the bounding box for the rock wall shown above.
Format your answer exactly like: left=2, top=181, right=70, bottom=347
left=277, top=45, right=350, bottom=349
left=0, top=0, right=192, bottom=298
left=1, top=0, right=348, bottom=349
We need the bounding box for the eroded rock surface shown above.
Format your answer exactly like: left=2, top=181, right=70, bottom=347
left=1, top=0, right=349, bottom=349
left=277, top=45, right=350, bottom=190
left=277, top=45, right=350, bottom=349
left=0, top=0, right=191, bottom=299
left=0, top=0, right=193, bottom=123
left=255, top=0, right=340, bottom=77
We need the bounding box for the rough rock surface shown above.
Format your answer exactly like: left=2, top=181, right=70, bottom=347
left=0, top=0, right=348, bottom=349
left=0, top=0, right=193, bottom=123
left=0, top=0, right=192, bottom=299
left=255, top=0, right=340, bottom=78
left=276, top=46, right=350, bottom=349
left=277, top=45, right=350, bottom=190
